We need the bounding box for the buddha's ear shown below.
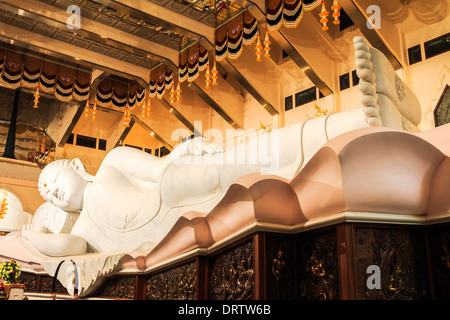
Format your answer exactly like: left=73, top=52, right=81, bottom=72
left=69, top=158, right=86, bottom=172
left=69, top=158, right=95, bottom=182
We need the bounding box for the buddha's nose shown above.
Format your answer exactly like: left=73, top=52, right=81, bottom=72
left=51, top=187, right=59, bottom=197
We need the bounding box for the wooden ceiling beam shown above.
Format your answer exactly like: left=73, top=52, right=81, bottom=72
left=237, top=0, right=333, bottom=96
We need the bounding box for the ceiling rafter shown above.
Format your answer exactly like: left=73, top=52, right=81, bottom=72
left=237, top=0, right=334, bottom=96
left=109, top=0, right=278, bottom=116
left=0, top=0, right=242, bottom=133
left=338, top=0, right=403, bottom=70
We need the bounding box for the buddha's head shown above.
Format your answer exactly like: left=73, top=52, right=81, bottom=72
left=38, top=159, right=94, bottom=212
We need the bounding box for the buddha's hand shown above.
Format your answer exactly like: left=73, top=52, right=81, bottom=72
left=176, top=137, right=223, bottom=157
left=190, top=137, right=223, bottom=156
left=22, top=223, right=46, bottom=241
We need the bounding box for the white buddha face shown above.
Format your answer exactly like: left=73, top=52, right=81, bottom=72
left=39, top=165, right=88, bottom=212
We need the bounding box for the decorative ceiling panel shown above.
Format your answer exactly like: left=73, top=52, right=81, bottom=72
left=1, top=6, right=162, bottom=71
left=165, top=0, right=191, bottom=14
left=104, top=48, right=128, bottom=60
left=183, top=7, right=207, bottom=20
left=121, top=53, right=144, bottom=65
left=137, top=59, right=155, bottom=69
left=53, top=29, right=75, bottom=43
left=89, top=43, right=111, bottom=54
left=148, top=0, right=172, bottom=7
left=9, top=16, right=35, bottom=31
left=114, top=21, right=139, bottom=33
left=200, top=14, right=218, bottom=27
left=131, top=26, right=158, bottom=40
left=32, top=21, right=58, bottom=37
left=80, top=7, right=102, bottom=20
left=50, top=0, right=82, bottom=10
left=96, top=12, right=119, bottom=26
left=70, top=36, right=95, bottom=49
left=166, top=40, right=183, bottom=51
left=149, top=34, right=172, bottom=46
left=0, top=9, right=14, bottom=24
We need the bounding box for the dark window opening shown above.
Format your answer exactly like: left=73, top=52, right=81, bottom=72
left=66, top=133, right=74, bottom=144
left=424, top=33, right=450, bottom=59
left=76, top=135, right=97, bottom=149
left=182, top=134, right=195, bottom=143
left=160, top=146, right=170, bottom=157
left=125, top=144, right=142, bottom=150
left=282, top=50, right=289, bottom=59
left=144, top=148, right=152, bottom=154
left=318, top=89, right=325, bottom=99
left=285, top=95, right=293, bottom=111
left=408, top=45, right=422, bottom=65
left=295, top=87, right=316, bottom=107
left=352, top=70, right=360, bottom=86
left=155, top=148, right=159, bottom=157
left=339, top=9, right=354, bottom=32
left=98, top=139, right=107, bottom=151
left=339, top=73, right=350, bottom=91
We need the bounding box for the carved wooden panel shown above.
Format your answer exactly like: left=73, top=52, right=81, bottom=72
left=353, top=227, right=430, bottom=300
left=209, top=240, right=254, bottom=300
left=145, top=261, right=196, bottom=300
left=40, top=275, right=68, bottom=294
left=96, top=276, right=136, bottom=299
left=296, top=229, right=339, bottom=300
left=427, top=224, right=450, bottom=299
left=265, top=234, right=296, bottom=299
left=19, top=272, right=39, bottom=292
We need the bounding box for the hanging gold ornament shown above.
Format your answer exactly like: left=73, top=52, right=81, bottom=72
left=170, top=84, right=176, bottom=106
left=33, top=87, right=40, bottom=108
left=319, top=0, right=329, bottom=31
left=146, top=97, right=152, bottom=119
left=205, top=63, right=211, bottom=89
left=141, top=100, right=146, bottom=119
left=91, top=100, right=97, bottom=122
left=122, top=107, right=131, bottom=127
left=331, top=0, right=340, bottom=24
left=41, top=136, right=46, bottom=155
left=264, top=29, right=271, bottom=58
left=255, top=32, right=263, bottom=62
left=176, top=82, right=182, bottom=103
left=84, top=101, right=90, bottom=119
left=211, top=59, right=218, bottom=86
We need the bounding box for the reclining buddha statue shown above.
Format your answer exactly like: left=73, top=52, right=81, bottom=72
left=4, top=36, right=427, bottom=296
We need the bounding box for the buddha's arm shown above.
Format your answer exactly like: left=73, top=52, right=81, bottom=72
left=22, top=224, right=88, bottom=257
left=100, top=138, right=223, bottom=183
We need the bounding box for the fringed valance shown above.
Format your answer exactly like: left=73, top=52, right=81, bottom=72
left=0, top=48, right=90, bottom=102
left=188, top=43, right=200, bottom=83
left=266, top=0, right=340, bottom=31
left=267, top=0, right=306, bottom=30
left=177, top=43, right=209, bottom=85
left=95, top=78, right=146, bottom=111
left=214, top=12, right=265, bottom=62
left=243, top=11, right=258, bottom=45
